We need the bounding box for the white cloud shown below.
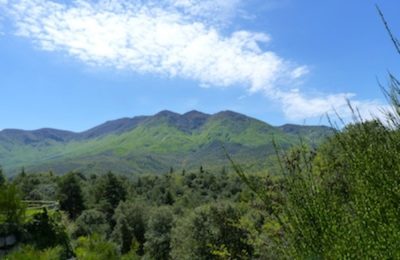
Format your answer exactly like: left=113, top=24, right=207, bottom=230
left=5, top=0, right=300, bottom=90
left=277, top=89, right=353, bottom=119
left=2, top=0, right=386, bottom=122
left=276, top=89, right=387, bottom=122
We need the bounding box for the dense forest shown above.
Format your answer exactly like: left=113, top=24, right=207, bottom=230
left=0, top=167, right=282, bottom=259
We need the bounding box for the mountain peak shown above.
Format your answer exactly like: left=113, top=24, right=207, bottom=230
left=213, top=110, right=244, bottom=117
left=183, top=110, right=209, bottom=117
left=155, top=110, right=180, bottom=117
left=149, top=110, right=209, bottom=132
left=212, top=110, right=252, bottom=121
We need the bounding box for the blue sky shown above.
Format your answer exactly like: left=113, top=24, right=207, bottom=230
left=0, top=0, right=399, bottom=131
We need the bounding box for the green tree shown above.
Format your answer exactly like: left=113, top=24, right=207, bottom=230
left=58, top=172, right=85, bottom=219
left=162, top=190, right=175, bottom=205
left=0, top=166, right=6, bottom=186
left=74, top=209, right=110, bottom=238
left=144, top=206, right=174, bottom=260
left=0, top=183, right=26, bottom=226
left=24, top=209, right=71, bottom=255
left=171, top=203, right=253, bottom=259
left=12, top=172, right=59, bottom=201
left=111, top=201, right=147, bottom=255
left=94, top=172, right=127, bottom=225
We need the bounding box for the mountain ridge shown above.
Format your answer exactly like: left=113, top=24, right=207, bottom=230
left=0, top=110, right=334, bottom=176
left=0, top=110, right=330, bottom=137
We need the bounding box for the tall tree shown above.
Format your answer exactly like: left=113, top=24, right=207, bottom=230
left=111, top=201, right=147, bottom=255
left=0, top=166, right=5, bottom=186
left=58, top=172, right=85, bottom=219
left=94, top=172, right=127, bottom=225
left=145, top=207, right=174, bottom=260
left=171, top=203, right=253, bottom=259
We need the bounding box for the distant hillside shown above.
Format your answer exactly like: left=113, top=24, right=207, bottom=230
left=0, top=110, right=334, bottom=176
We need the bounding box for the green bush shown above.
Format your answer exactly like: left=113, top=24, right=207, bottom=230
left=171, top=203, right=253, bottom=259
left=23, top=209, right=72, bottom=256
left=74, top=234, right=120, bottom=260
left=276, top=119, right=400, bottom=258
left=5, top=245, right=63, bottom=260
left=268, top=8, right=400, bottom=258
left=0, top=183, right=26, bottom=231
left=74, top=209, right=110, bottom=238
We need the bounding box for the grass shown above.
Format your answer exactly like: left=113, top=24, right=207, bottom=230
left=0, top=201, right=58, bottom=225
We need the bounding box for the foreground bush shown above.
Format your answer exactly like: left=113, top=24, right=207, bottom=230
left=272, top=9, right=400, bottom=258
left=279, top=120, right=400, bottom=258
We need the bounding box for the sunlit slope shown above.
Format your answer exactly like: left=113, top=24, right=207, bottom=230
left=0, top=110, right=333, bottom=175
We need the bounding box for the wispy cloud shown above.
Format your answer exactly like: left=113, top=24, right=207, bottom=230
left=168, top=0, right=242, bottom=26
left=1, top=0, right=386, bottom=121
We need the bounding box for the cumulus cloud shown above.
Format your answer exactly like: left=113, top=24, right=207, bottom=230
left=1, top=0, right=386, bottom=121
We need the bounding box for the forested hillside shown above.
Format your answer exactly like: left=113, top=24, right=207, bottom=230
left=0, top=110, right=333, bottom=176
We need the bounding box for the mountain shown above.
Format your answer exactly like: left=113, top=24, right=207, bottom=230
left=0, top=110, right=334, bottom=176
left=278, top=124, right=335, bottom=141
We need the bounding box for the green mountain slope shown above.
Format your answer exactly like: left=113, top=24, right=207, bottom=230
left=0, top=110, right=334, bottom=176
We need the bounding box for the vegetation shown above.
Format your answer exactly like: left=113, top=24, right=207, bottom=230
left=0, top=168, right=285, bottom=259
left=2, top=111, right=400, bottom=259
left=171, top=203, right=253, bottom=259
left=5, top=245, right=63, bottom=260
left=0, top=183, right=26, bottom=227
left=74, top=234, right=120, bottom=260
left=276, top=119, right=400, bottom=258
left=58, top=172, right=85, bottom=219
left=269, top=7, right=400, bottom=258
left=3, top=109, right=400, bottom=259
